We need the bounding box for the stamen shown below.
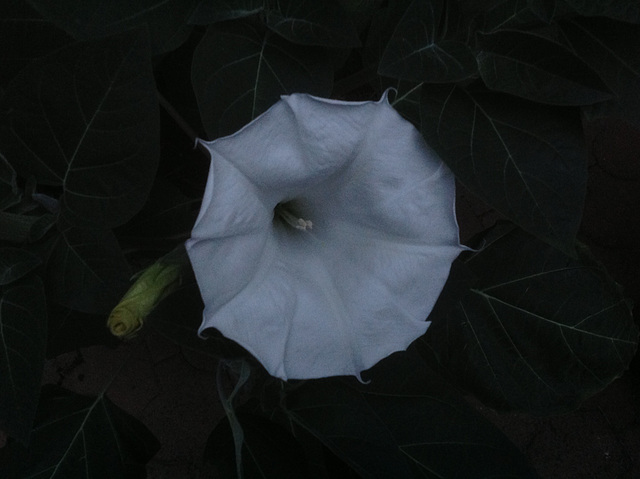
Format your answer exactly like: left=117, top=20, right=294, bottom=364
left=275, top=203, right=313, bottom=231
left=296, top=218, right=313, bottom=231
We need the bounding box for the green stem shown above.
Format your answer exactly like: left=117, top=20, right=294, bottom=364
left=156, top=90, right=210, bottom=157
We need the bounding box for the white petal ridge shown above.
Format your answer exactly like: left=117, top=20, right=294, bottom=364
left=186, top=91, right=465, bottom=380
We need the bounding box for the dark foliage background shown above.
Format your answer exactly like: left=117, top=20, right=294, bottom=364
left=0, top=0, right=638, bottom=477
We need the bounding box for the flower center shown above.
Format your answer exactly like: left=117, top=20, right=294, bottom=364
left=274, top=201, right=313, bottom=231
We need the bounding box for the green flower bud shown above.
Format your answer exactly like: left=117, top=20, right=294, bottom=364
left=108, top=250, right=185, bottom=339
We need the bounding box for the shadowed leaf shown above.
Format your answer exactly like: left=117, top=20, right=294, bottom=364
left=0, top=385, right=159, bottom=478
left=47, top=226, right=131, bottom=314
left=0, top=248, right=42, bottom=285
left=264, top=0, right=360, bottom=47
left=0, top=29, right=160, bottom=229
left=422, top=225, right=638, bottom=414
left=379, top=0, right=476, bottom=83
left=205, top=412, right=310, bottom=478
left=0, top=276, right=46, bottom=446
left=561, top=16, right=640, bottom=129
left=479, top=0, right=553, bottom=31
left=561, top=0, right=640, bottom=23
left=476, top=30, right=612, bottom=105
left=421, top=83, right=587, bottom=252
left=0, top=153, right=19, bottom=210
left=0, top=1, right=73, bottom=88
left=283, top=349, right=539, bottom=478
left=192, top=22, right=332, bottom=138
left=148, top=281, right=254, bottom=361
left=189, top=0, right=264, bottom=24
left=26, top=0, right=198, bottom=53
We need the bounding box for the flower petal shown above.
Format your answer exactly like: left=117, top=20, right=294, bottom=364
left=187, top=153, right=271, bottom=306
left=187, top=91, right=464, bottom=379
left=202, top=95, right=382, bottom=201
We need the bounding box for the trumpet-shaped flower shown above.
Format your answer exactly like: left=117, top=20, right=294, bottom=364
left=186, top=91, right=464, bottom=380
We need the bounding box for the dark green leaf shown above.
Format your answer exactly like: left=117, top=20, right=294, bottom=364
left=205, top=412, right=310, bottom=478
left=47, top=226, right=131, bottom=314
left=389, top=81, right=423, bottom=129
left=422, top=225, right=638, bottom=414
left=420, top=83, right=587, bottom=252
left=362, top=0, right=413, bottom=70
left=154, top=48, right=208, bottom=140
left=0, top=212, right=55, bottom=243
left=560, top=0, right=640, bottom=23
left=148, top=281, right=254, bottom=361
left=0, top=276, right=46, bottom=446
left=457, top=0, right=509, bottom=12
left=0, top=248, right=42, bottom=285
left=480, top=0, right=550, bottom=31
left=0, top=1, right=73, bottom=89
left=115, top=178, right=200, bottom=249
left=192, top=22, right=333, bottom=138
left=0, top=385, right=159, bottom=478
left=189, top=0, right=264, bottom=24
left=46, top=305, right=119, bottom=358
left=528, top=0, right=557, bottom=22
left=284, top=349, right=539, bottom=478
left=0, top=153, right=20, bottom=210
left=26, top=0, right=198, bottom=53
left=264, top=0, right=361, bottom=47
left=476, top=30, right=612, bottom=105
left=379, top=0, right=477, bottom=82
left=0, top=29, right=160, bottom=229
left=560, top=17, right=640, bottom=128
left=28, top=214, right=57, bottom=243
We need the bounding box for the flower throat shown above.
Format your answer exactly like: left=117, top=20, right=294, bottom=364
left=274, top=201, right=313, bottom=231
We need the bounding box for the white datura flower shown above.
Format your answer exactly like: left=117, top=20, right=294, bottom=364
left=186, top=91, right=465, bottom=380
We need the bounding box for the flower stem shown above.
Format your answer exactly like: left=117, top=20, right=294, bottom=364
left=156, top=90, right=210, bottom=157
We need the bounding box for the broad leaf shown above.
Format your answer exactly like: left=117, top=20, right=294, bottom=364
left=47, top=226, right=131, bottom=314
left=0, top=29, right=160, bottom=229
left=362, top=0, right=414, bottom=100
left=189, top=0, right=264, bottom=24
left=389, top=81, right=424, bottom=130
left=0, top=153, right=19, bottom=210
left=420, top=83, right=587, bottom=253
left=560, top=17, right=640, bottom=129
left=480, top=0, right=552, bottom=31
left=422, top=225, right=638, bottom=414
left=379, top=0, right=477, bottom=83
left=284, top=349, right=539, bottom=478
left=362, top=0, right=412, bottom=70
left=528, top=0, right=557, bottom=23
left=476, top=30, right=612, bottom=105
left=0, top=276, right=46, bottom=446
left=264, top=0, right=361, bottom=47
left=115, top=178, right=200, bottom=250
left=0, top=1, right=73, bottom=88
left=148, top=282, right=254, bottom=361
left=0, top=212, right=56, bottom=244
left=0, top=385, right=159, bottom=478
left=0, top=248, right=41, bottom=285
left=561, top=0, right=640, bottom=23
left=192, top=22, right=333, bottom=138
left=46, top=305, right=119, bottom=359
left=205, top=412, right=311, bottom=478
left=26, top=0, right=198, bottom=53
